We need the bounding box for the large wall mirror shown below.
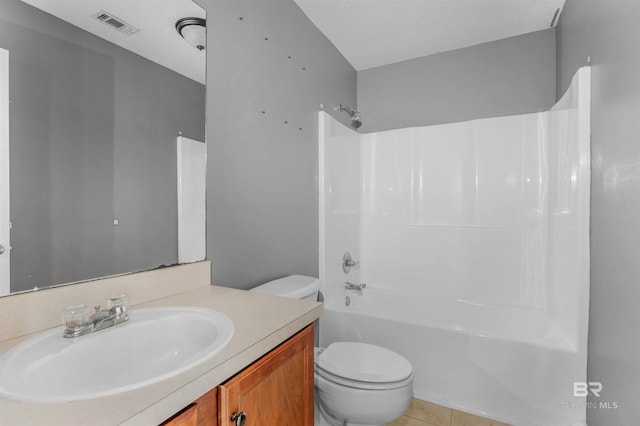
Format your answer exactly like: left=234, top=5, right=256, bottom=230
left=0, top=0, right=207, bottom=296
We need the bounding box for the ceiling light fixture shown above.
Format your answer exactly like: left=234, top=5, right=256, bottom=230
left=176, top=17, right=206, bottom=51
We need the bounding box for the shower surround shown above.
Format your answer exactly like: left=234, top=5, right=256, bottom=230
left=318, top=68, right=590, bottom=426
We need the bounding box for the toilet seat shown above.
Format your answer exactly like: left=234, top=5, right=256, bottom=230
left=315, top=342, right=413, bottom=390
left=315, top=364, right=413, bottom=391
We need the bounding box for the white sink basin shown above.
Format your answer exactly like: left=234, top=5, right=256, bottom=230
left=0, top=306, right=234, bottom=402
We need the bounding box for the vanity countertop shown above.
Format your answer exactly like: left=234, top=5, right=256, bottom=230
left=0, top=284, right=322, bottom=425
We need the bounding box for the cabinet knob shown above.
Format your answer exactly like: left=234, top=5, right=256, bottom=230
left=230, top=411, right=247, bottom=426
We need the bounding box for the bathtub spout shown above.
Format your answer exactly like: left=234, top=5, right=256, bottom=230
left=345, top=282, right=366, bottom=294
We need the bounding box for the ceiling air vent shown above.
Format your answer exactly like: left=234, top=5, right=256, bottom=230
left=91, top=10, right=139, bottom=36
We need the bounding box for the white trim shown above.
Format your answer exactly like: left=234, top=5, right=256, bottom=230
left=0, top=48, right=10, bottom=295
left=318, top=112, right=326, bottom=296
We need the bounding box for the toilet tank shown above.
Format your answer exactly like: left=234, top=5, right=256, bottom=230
left=250, top=275, right=319, bottom=301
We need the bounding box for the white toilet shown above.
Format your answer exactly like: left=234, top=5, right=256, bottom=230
left=251, top=275, right=413, bottom=426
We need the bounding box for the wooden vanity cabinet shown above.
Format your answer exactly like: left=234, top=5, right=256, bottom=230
left=161, top=324, right=314, bottom=426
left=160, top=388, right=217, bottom=426
left=160, top=404, right=198, bottom=426
left=219, top=324, right=314, bottom=426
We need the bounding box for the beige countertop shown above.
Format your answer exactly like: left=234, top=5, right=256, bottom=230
left=0, top=284, right=322, bottom=426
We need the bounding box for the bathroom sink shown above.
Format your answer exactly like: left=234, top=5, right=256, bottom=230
left=0, top=306, right=234, bottom=403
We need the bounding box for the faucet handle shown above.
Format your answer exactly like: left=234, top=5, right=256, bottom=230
left=62, top=304, right=91, bottom=329
left=107, top=294, right=128, bottom=308
left=107, top=294, right=128, bottom=315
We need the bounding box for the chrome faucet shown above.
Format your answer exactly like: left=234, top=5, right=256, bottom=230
left=62, top=295, right=129, bottom=338
left=345, top=281, right=366, bottom=294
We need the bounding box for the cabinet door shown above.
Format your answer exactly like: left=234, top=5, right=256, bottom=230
left=160, top=387, right=217, bottom=426
left=195, top=387, right=218, bottom=426
left=160, top=404, right=198, bottom=426
left=219, top=325, right=314, bottom=426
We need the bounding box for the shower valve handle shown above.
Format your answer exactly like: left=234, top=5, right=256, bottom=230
left=342, top=252, right=360, bottom=273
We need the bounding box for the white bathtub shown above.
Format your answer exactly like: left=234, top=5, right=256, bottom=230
left=318, top=69, right=590, bottom=426
left=319, top=287, right=587, bottom=426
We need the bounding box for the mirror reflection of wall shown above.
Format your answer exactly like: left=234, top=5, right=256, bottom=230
left=0, top=0, right=206, bottom=295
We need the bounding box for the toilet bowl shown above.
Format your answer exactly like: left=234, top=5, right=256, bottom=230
left=315, top=343, right=413, bottom=426
left=251, top=275, right=413, bottom=426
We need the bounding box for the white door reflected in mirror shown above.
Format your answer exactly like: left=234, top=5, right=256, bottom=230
left=0, top=48, right=10, bottom=296
left=177, top=136, right=206, bottom=264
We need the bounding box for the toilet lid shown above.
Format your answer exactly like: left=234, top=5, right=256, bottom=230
left=316, top=342, right=412, bottom=383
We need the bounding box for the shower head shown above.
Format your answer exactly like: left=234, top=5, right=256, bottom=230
left=336, top=104, right=363, bottom=130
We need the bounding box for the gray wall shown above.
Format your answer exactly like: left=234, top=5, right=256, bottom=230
left=200, top=0, right=356, bottom=289
left=556, top=1, right=640, bottom=425
left=0, top=0, right=205, bottom=293
left=357, top=29, right=557, bottom=132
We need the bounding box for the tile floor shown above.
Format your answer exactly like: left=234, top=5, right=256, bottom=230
left=388, top=399, right=512, bottom=426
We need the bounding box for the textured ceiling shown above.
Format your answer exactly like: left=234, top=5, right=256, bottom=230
left=20, top=0, right=206, bottom=84
left=293, top=0, right=566, bottom=71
